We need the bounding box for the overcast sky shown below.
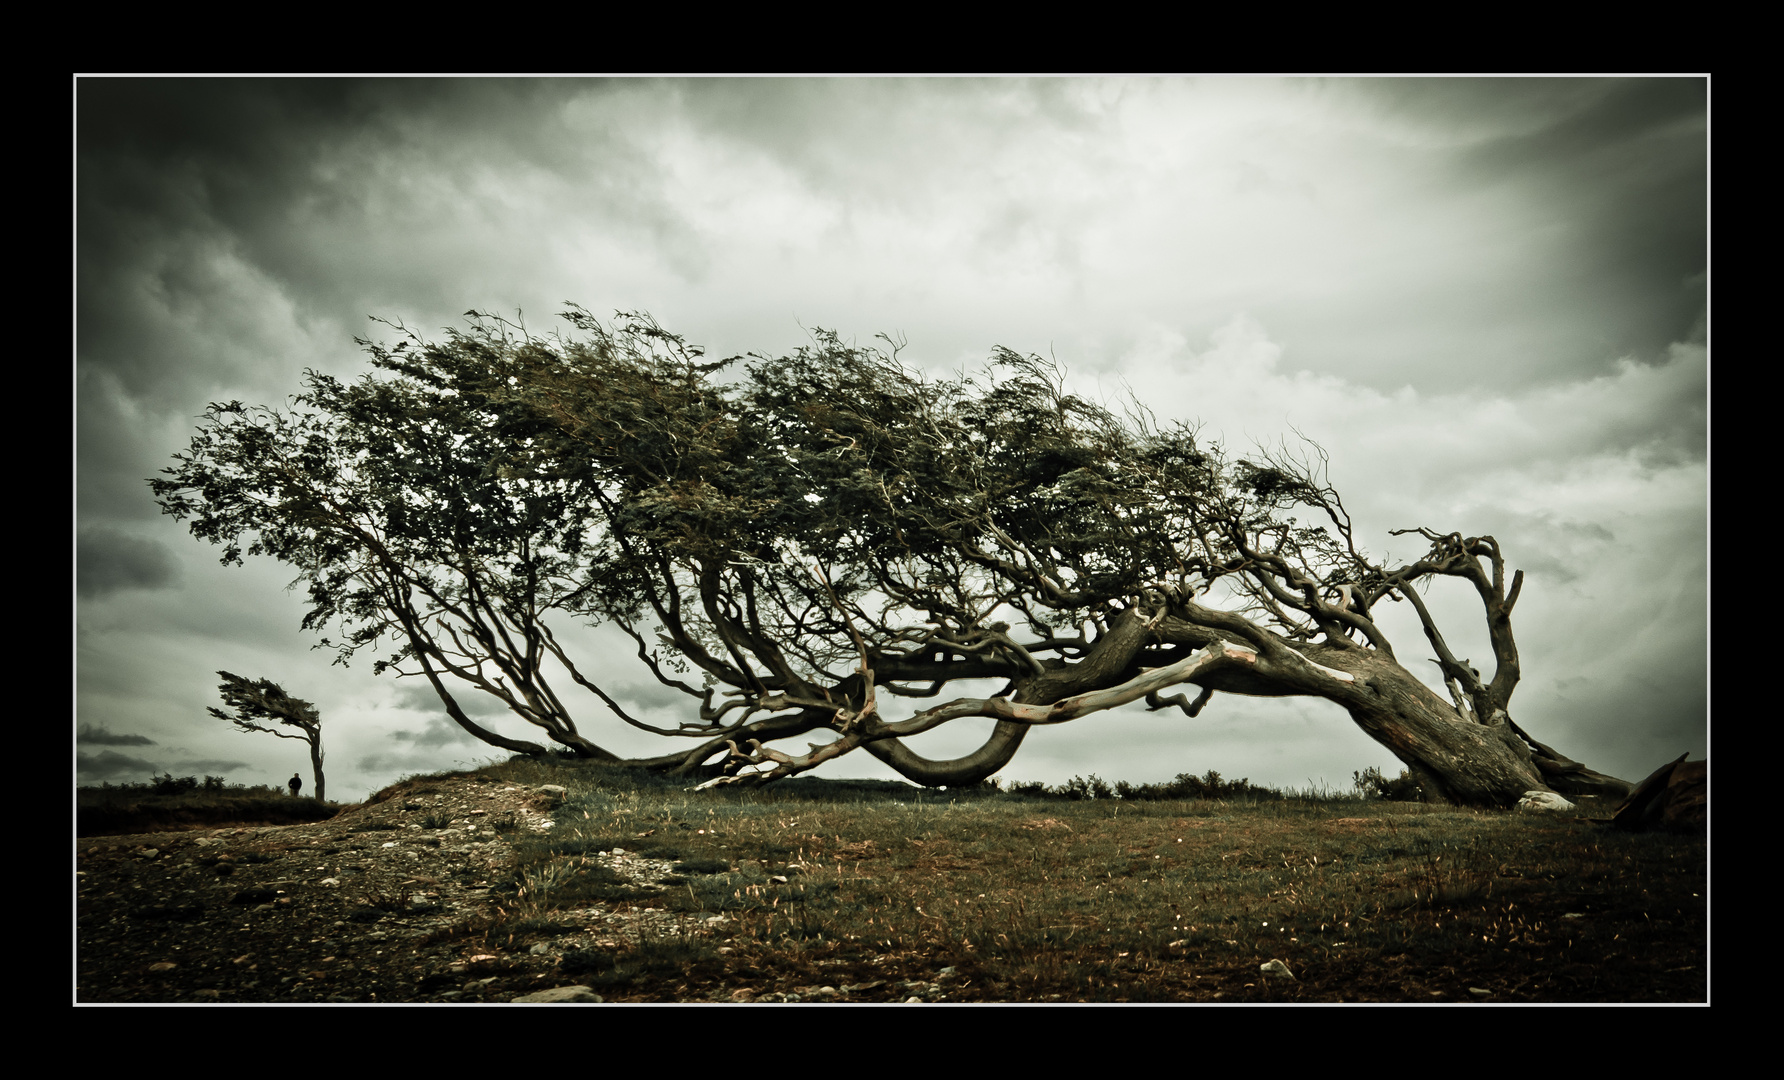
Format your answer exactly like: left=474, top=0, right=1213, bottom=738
left=76, top=77, right=1707, bottom=803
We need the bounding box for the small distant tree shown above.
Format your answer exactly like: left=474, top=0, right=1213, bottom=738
left=209, top=672, right=325, bottom=802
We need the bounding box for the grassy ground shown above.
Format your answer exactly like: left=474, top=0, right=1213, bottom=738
left=77, top=778, right=341, bottom=836
left=447, top=760, right=1708, bottom=1003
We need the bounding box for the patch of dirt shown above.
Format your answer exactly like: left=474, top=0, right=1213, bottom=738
left=75, top=774, right=715, bottom=1003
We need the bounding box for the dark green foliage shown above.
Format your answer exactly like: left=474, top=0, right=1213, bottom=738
left=147, top=309, right=1239, bottom=780
left=77, top=780, right=338, bottom=836
left=150, top=308, right=1612, bottom=806
left=150, top=773, right=200, bottom=796
left=1353, top=767, right=1425, bottom=801
left=1060, top=775, right=1115, bottom=801
left=152, top=316, right=630, bottom=759
left=1113, top=771, right=1283, bottom=801
left=1011, top=771, right=1283, bottom=801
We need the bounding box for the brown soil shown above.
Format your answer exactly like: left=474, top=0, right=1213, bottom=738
left=77, top=773, right=1709, bottom=1004
left=76, top=773, right=684, bottom=1003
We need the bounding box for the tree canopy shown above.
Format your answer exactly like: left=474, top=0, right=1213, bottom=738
left=153, top=308, right=1630, bottom=807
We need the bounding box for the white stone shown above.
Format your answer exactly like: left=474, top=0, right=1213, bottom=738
left=1516, top=790, right=1575, bottom=812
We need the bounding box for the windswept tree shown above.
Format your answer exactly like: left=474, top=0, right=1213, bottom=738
left=156, top=309, right=1631, bottom=807
left=209, top=672, right=327, bottom=801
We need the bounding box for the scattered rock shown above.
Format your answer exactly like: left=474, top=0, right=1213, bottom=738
left=513, top=985, right=603, bottom=1003
left=1259, top=959, right=1294, bottom=980
left=132, top=903, right=205, bottom=921
left=79, top=772, right=604, bottom=1003
left=1517, top=791, right=1575, bottom=812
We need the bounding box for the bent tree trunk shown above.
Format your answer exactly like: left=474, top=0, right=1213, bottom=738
left=819, top=600, right=1631, bottom=807
left=1331, top=651, right=1630, bottom=804
left=1326, top=650, right=1552, bottom=805
left=854, top=643, right=1621, bottom=806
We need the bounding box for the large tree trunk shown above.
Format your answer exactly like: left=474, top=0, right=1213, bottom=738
left=847, top=609, right=1617, bottom=806
left=1331, top=650, right=1550, bottom=805
left=1138, top=601, right=1634, bottom=808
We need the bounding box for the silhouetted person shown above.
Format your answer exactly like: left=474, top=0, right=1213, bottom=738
left=289, top=773, right=303, bottom=797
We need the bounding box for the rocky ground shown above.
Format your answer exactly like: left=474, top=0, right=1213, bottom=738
left=75, top=773, right=726, bottom=1004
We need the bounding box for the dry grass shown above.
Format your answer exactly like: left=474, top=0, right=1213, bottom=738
left=459, top=761, right=1707, bottom=1003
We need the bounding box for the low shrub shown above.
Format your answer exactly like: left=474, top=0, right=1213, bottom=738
left=1014, top=770, right=1283, bottom=801
left=1353, top=767, right=1424, bottom=801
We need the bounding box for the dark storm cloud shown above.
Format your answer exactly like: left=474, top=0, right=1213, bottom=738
left=1460, top=79, right=1705, bottom=369
left=78, top=78, right=681, bottom=406
left=390, top=680, right=511, bottom=722
left=359, top=720, right=508, bottom=779
left=671, top=78, right=1109, bottom=204
left=1340, top=78, right=1706, bottom=378
left=77, top=723, right=156, bottom=746
left=177, top=758, right=255, bottom=777
left=79, top=79, right=367, bottom=400
left=613, top=679, right=699, bottom=713
left=76, top=749, right=162, bottom=780
left=74, top=750, right=251, bottom=784
left=389, top=712, right=488, bottom=751
left=77, top=525, right=181, bottom=597
left=76, top=77, right=1706, bottom=794
left=390, top=681, right=448, bottom=714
